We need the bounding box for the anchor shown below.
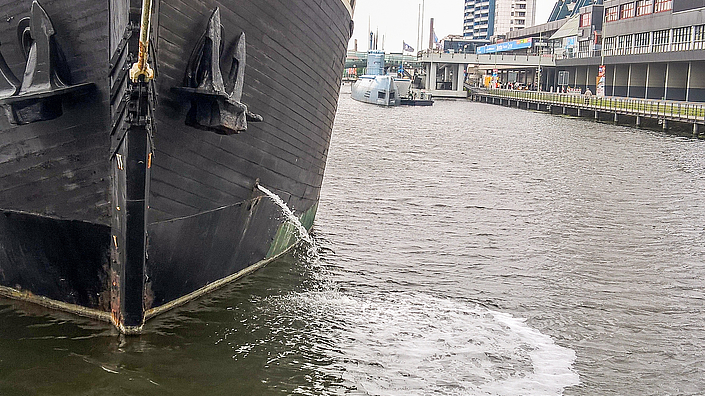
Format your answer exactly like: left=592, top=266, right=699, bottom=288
left=172, top=8, right=262, bottom=135
left=0, top=1, right=93, bottom=125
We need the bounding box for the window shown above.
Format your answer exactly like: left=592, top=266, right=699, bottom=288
left=617, top=34, right=633, bottom=55
left=620, top=2, right=635, bottom=18
left=636, top=0, right=653, bottom=15
left=603, top=36, right=616, bottom=56
left=654, top=0, right=672, bottom=12
left=518, top=11, right=526, bottom=16
left=580, top=12, right=591, bottom=27
left=517, top=3, right=526, bottom=8
left=672, top=26, right=691, bottom=51
left=652, top=29, right=669, bottom=52
left=578, top=40, right=590, bottom=57
left=695, top=25, right=705, bottom=50
left=634, top=32, right=650, bottom=53
left=378, top=91, right=386, bottom=99
left=606, top=6, right=619, bottom=22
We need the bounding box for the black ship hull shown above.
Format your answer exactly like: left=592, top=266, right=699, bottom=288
left=0, top=0, right=353, bottom=332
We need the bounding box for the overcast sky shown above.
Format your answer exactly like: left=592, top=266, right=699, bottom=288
left=350, top=0, right=556, bottom=52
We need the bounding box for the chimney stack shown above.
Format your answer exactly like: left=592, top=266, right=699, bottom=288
left=429, top=18, right=435, bottom=49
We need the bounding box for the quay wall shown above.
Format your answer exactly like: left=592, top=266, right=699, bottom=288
left=469, top=89, right=705, bottom=137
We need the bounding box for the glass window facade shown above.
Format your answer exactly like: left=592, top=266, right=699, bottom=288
left=580, top=12, right=591, bottom=27
left=652, top=29, right=669, bottom=52
left=606, top=6, right=619, bottom=22
left=617, top=34, right=633, bottom=55
left=695, top=25, right=705, bottom=50
left=654, top=0, right=672, bottom=13
left=636, top=0, right=653, bottom=16
left=672, top=26, right=691, bottom=51
left=633, top=32, right=650, bottom=53
left=620, top=2, right=635, bottom=18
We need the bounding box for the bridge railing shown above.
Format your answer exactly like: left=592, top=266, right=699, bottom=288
left=419, top=52, right=557, bottom=67
left=472, top=88, right=705, bottom=122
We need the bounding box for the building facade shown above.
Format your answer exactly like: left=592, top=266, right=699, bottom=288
left=464, top=0, right=538, bottom=40
left=491, top=0, right=705, bottom=101
left=558, top=0, right=705, bottom=100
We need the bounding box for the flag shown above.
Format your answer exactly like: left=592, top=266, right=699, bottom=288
left=403, top=41, right=414, bottom=52
left=433, top=31, right=440, bottom=49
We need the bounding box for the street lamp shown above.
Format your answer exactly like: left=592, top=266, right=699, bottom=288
left=597, top=4, right=607, bottom=97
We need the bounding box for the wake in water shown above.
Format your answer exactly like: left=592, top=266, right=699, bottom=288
left=277, top=290, right=580, bottom=396
left=257, top=184, right=580, bottom=394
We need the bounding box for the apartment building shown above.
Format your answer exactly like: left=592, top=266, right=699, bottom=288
left=464, top=0, right=537, bottom=40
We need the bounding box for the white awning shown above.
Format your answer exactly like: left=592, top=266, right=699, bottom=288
left=549, top=16, right=580, bottom=40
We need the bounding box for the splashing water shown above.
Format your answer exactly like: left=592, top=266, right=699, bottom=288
left=257, top=184, right=315, bottom=251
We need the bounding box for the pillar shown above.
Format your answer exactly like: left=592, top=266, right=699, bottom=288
left=646, top=63, right=667, bottom=99
left=575, top=67, right=587, bottom=91
left=686, top=61, right=705, bottom=101
left=454, top=64, right=466, bottom=92
left=666, top=63, right=688, bottom=101
left=613, top=64, right=629, bottom=97
left=429, top=62, right=437, bottom=91
left=606, top=65, right=616, bottom=96
left=587, top=65, right=597, bottom=94
left=628, top=64, right=647, bottom=98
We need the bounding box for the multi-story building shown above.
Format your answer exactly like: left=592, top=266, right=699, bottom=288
left=558, top=0, right=705, bottom=100
left=494, top=0, right=705, bottom=101
left=464, top=0, right=538, bottom=40
left=464, top=0, right=495, bottom=40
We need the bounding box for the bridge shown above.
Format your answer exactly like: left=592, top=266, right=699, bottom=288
left=417, top=51, right=556, bottom=98
left=419, top=51, right=556, bottom=68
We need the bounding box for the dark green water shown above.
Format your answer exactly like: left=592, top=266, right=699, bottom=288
left=0, top=253, right=341, bottom=395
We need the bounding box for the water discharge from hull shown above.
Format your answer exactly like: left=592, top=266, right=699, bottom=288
left=257, top=184, right=316, bottom=257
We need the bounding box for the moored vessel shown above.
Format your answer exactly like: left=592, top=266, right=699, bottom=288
left=0, top=0, right=354, bottom=333
left=351, top=43, right=401, bottom=106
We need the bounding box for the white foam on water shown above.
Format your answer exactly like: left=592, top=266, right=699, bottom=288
left=286, top=291, right=579, bottom=395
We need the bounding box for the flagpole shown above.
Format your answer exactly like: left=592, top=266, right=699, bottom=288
left=368, top=16, right=371, bottom=51
left=420, top=0, right=425, bottom=51
left=416, top=3, right=421, bottom=54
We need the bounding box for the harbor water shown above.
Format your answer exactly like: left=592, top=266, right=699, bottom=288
left=1, top=84, right=704, bottom=395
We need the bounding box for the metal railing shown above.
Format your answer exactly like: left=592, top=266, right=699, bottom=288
left=472, top=88, right=705, bottom=123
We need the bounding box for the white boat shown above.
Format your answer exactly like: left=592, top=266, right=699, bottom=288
left=351, top=50, right=400, bottom=106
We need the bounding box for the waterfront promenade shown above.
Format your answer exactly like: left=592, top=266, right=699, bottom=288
left=470, top=88, right=705, bottom=135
